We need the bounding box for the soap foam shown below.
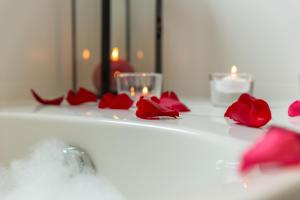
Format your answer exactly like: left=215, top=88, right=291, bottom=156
left=0, top=140, right=125, bottom=200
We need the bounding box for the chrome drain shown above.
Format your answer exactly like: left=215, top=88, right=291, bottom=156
left=63, top=146, right=96, bottom=174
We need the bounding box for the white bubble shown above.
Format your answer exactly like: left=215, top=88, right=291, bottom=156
left=0, top=140, right=125, bottom=200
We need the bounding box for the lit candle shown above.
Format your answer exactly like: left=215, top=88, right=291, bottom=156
left=215, top=66, right=251, bottom=93
left=210, top=66, right=253, bottom=106
left=116, top=73, right=162, bottom=102
left=112, top=48, right=122, bottom=79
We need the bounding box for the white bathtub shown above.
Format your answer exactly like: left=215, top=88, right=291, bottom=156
left=0, top=101, right=300, bottom=200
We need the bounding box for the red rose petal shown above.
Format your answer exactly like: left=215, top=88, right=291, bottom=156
left=288, top=100, right=300, bottom=117
left=150, top=96, right=160, bottom=104
left=98, top=92, right=115, bottom=108
left=66, top=87, right=97, bottom=105
left=109, top=94, right=134, bottom=109
left=158, top=91, right=190, bottom=112
left=161, top=91, right=180, bottom=101
left=98, top=93, right=133, bottom=109
left=240, top=126, right=300, bottom=173
left=136, top=96, right=179, bottom=120
left=224, top=93, right=271, bottom=128
left=31, top=89, right=64, bottom=105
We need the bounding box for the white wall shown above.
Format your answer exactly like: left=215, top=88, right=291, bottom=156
left=0, top=0, right=72, bottom=101
left=0, top=0, right=155, bottom=101
left=163, top=0, right=300, bottom=101
left=1, top=1, right=300, bottom=102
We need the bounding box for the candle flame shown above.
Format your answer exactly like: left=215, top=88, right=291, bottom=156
left=142, top=86, right=149, bottom=96
left=82, top=48, right=91, bottom=60
left=231, top=65, right=238, bottom=75
left=111, top=47, right=119, bottom=62
left=136, top=50, right=144, bottom=60
left=130, top=86, right=136, bottom=97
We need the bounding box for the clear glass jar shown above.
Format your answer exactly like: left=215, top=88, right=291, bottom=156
left=116, top=73, right=162, bottom=101
left=209, top=73, right=253, bottom=107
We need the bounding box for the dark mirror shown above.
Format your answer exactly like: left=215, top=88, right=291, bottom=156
left=72, top=0, right=162, bottom=95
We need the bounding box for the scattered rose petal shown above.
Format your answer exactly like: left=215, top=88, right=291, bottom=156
left=158, top=91, right=190, bottom=112
left=66, top=87, right=97, bottom=105
left=98, top=93, right=116, bottom=108
left=149, top=92, right=190, bottom=112
left=224, top=93, right=272, bottom=128
left=98, top=93, right=133, bottom=109
left=31, top=89, right=64, bottom=105
left=240, top=126, right=300, bottom=173
left=288, top=100, right=300, bottom=117
left=136, top=96, right=179, bottom=120
left=109, top=94, right=134, bottom=109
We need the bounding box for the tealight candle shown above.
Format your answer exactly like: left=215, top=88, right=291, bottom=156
left=210, top=66, right=253, bottom=106
left=116, top=73, right=162, bottom=101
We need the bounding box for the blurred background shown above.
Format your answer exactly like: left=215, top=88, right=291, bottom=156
left=0, top=0, right=299, bottom=101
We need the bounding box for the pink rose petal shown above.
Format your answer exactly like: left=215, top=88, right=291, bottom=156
left=240, top=126, right=300, bottom=174
left=288, top=100, right=300, bottom=117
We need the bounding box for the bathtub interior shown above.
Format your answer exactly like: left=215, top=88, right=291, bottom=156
left=0, top=114, right=250, bottom=200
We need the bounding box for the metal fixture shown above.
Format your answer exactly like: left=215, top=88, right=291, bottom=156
left=63, top=146, right=96, bottom=174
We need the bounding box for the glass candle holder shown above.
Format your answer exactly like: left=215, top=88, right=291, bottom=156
left=209, top=73, right=253, bottom=107
left=116, top=73, right=162, bottom=101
